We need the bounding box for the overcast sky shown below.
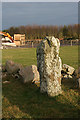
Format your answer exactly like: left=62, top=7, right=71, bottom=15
left=2, top=2, right=78, bottom=30
left=1, top=0, right=79, bottom=2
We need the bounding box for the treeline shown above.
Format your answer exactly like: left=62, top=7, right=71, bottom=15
left=3, top=24, right=78, bottom=40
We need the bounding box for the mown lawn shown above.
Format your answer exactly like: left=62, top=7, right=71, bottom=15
left=2, top=46, right=80, bottom=118
left=2, top=46, right=78, bottom=69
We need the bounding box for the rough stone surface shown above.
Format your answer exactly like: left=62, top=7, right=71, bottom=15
left=37, top=36, right=62, bottom=97
left=77, top=78, right=80, bottom=88
left=19, top=65, right=40, bottom=84
left=2, top=65, right=6, bottom=72
left=5, top=60, right=21, bottom=74
left=3, top=81, right=10, bottom=84
left=62, top=74, right=73, bottom=79
left=62, top=64, right=75, bottom=75
left=75, top=67, right=80, bottom=78
left=2, top=72, right=7, bottom=78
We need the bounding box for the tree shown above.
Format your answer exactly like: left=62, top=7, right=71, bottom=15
left=3, top=24, right=78, bottom=40
left=8, top=27, right=15, bottom=36
left=59, top=32, right=63, bottom=39
left=63, top=25, right=68, bottom=38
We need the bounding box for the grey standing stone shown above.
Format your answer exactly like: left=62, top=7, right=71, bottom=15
left=37, top=36, right=62, bottom=97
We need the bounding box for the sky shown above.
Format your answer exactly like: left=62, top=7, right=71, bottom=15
left=2, top=2, right=78, bottom=30
left=1, top=0, right=79, bottom=2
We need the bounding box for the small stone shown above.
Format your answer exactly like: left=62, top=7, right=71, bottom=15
left=19, top=65, right=40, bottom=84
left=5, top=60, right=21, bottom=74
left=12, top=74, right=20, bottom=79
left=77, top=78, right=80, bottom=88
left=2, top=65, right=6, bottom=72
left=3, top=81, right=10, bottom=84
left=2, top=72, right=7, bottom=78
left=63, top=74, right=72, bottom=79
left=62, top=64, right=75, bottom=75
left=68, top=74, right=73, bottom=79
left=75, top=67, right=80, bottom=78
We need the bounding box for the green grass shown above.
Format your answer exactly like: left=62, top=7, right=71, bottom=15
left=2, top=46, right=78, bottom=69
left=2, top=48, right=37, bottom=66
left=60, top=46, right=78, bottom=69
left=2, top=46, right=80, bottom=118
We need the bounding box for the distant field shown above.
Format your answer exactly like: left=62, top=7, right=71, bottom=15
left=2, top=46, right=80, bottom=118
left=2, top=48, right=37, bottom=66
left=2, top=46, right=78, bottom=69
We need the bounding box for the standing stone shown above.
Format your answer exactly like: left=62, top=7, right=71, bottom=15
left=37, top=36, right=62, bottom=97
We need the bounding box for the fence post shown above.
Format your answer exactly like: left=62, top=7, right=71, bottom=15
left=32, top=41, right=33, bottom=47
left=71, top=40, right=72, bottom=46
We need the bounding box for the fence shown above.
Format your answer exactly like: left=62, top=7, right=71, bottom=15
left=24, top=39, right=42, bottom=48
left=60, top=39, right=79, bottom=46
left=21, top=39, right=79, bottom=48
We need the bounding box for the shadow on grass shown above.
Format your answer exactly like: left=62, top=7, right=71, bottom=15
left=2, top=75, right=79, bottom=118
left=61, top=76, right=78, bottom=89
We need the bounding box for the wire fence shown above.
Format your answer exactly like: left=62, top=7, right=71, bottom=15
left=1, top=39, right=79, bottom=49
left=20, top=39, right=79, bottom=48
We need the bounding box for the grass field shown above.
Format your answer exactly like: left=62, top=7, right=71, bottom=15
left=2, top=46, right=80, bottom=118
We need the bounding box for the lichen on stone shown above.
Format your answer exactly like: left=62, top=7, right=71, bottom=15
left=37, top=36, right=62, bottom=97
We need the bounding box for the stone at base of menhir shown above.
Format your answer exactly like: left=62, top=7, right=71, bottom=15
left=75, top=67, right=80, bottom=78
left=77, top=78, right=80, bottom=88
left=5, top=60, right=21, bottom=74
left=62, top=64, right=75, bottom=75
left=19, top=65, right=40, bottom=84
